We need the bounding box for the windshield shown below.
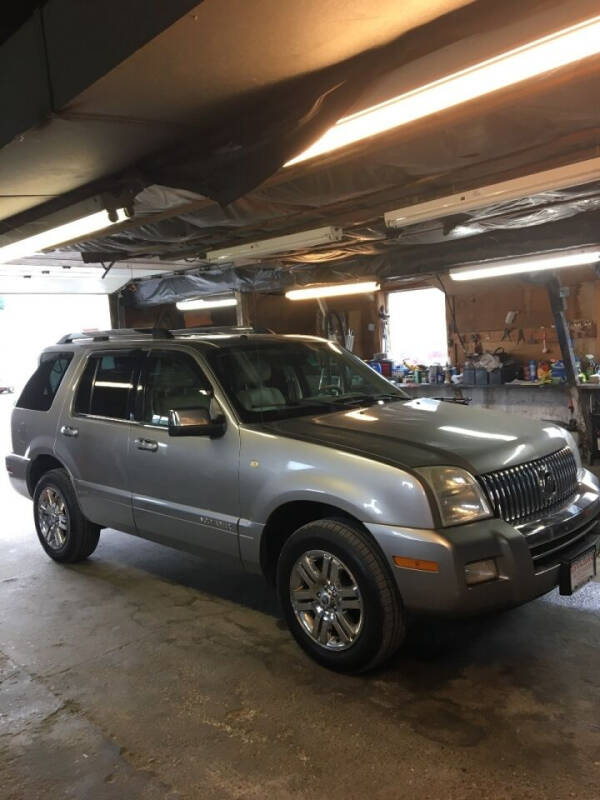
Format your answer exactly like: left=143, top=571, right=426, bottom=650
left=205, top=339, right=408, bottom=422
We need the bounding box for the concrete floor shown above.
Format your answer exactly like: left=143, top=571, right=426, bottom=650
left=1, top=394, right=600, bottom=799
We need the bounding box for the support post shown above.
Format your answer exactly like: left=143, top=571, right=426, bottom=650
left=108, top=292, right=125, bottom=329
left=545, top=275, right=578, bottom=386
left=235, top=291, right=249, bottom=327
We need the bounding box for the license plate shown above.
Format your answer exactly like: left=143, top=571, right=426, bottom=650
left=560, top=547, right=597, bottom=595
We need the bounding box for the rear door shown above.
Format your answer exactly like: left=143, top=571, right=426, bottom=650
left=127, top=347, right=241, bottom=558
left=55, top=349, right=141, bottom=533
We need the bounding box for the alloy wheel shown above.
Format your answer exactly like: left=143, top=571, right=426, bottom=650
left=289, top=549, right=364, bottom=650
left=37, top=486, right=70, bottom=550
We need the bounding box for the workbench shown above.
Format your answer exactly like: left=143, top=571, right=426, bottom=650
left=400, top=380, right=571, bottom=415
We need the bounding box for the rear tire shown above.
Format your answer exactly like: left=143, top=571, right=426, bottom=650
left=33, top=468, right=100, bottom=563
left=277, top=518, right=405, bottom=672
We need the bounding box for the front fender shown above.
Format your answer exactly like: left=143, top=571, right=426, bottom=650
left=239, top=427, right=434, bottom=529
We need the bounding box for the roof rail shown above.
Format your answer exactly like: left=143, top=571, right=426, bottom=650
left=170, top=326, right=256, bottom=336
left=57, top=328, right=173, bottom=344
left=56, top=326, right=276, bottom=344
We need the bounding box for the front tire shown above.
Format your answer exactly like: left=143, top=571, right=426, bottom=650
left=33, top=468, right=100, bottom=563
left=277, top=519, right=405, bottom=672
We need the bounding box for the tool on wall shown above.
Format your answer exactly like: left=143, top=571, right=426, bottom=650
left=541, top=325, right=549, bottom=354
left=316, top=298, right=350, bottom=348
left=470, top=332, right=482, bottom=354
left=501, top=310, right=519, bottom=342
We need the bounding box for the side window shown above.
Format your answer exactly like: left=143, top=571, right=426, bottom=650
left=74, top=353, right=138, bottom=421
left=142, top=352, right=212, bottom=427
left=16, top=352, right=73, bottom=411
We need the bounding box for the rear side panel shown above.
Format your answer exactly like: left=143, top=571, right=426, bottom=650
left=9, top=349, right=80, bottom=494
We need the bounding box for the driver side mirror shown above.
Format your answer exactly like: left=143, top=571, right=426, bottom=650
left=168, top=407, right=226, bottom=438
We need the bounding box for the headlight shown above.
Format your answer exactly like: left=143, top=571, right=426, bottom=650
left=416, top=466, right=492, bottom=527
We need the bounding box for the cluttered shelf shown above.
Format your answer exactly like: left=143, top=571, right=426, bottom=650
left=369, top=350, right=598, bottom=388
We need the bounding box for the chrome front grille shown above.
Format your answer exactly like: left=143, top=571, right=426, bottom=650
left=478, top=447, right=578, bottom=525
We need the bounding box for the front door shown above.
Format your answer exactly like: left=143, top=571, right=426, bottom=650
left=128, top=347, right=240, bottom=558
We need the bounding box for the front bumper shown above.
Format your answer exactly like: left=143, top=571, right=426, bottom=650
left=366, top=470, right=600, bottom=616
left=5, top=453, right=31, bottom=499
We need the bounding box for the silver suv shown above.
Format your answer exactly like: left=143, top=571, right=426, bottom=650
left=6, top=328, right=600, bottom=672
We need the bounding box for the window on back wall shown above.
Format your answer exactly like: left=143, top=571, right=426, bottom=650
left=388, top=288, right=448, bottom=365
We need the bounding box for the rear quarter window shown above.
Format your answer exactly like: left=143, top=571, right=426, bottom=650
left=16, top=352, right=73, bottom=412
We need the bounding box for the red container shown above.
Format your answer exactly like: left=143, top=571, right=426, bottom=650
left=380, top=360, right=392, bottom=377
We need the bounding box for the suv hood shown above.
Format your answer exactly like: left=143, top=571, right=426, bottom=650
left=260, top=397, right=573, bottom=475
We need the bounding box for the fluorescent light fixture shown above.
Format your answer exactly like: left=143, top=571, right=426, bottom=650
left=0, top=264, right=106, bottom=278
left=206, top=226, right=343, bottom=263
left=286, top=15, right=600, bottom=166
left=384, top=156, right=600, bottom=228
left=0, top=208, right=128, bottom=265
left=449, top=250, right=600, bottom=281
left=176, top=297, right=238, bottom=311
left=286, top=281, right=380, bottom=300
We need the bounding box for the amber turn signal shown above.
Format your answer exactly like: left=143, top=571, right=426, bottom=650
left=393, top=556, right=439, bottom=573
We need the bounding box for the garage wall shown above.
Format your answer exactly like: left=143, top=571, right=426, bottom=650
left=125, top=301, right=236, bottom=330
left=123, top=292, right=378, bottom=356
left=122, top=267, right=600, bottom=368
left=443, top=269, right=599, bottom=366
left=246, top=292, right=380, bottom=357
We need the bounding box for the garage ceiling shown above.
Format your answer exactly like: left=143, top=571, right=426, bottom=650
left=0, top=0, right=471, bottom=222
left=1, top=0, right=599, bottom=297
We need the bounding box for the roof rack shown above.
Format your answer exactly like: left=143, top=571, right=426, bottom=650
left=57, top=328, right=173, bottom=344
left=57, top=326, right=272, bottom=344
left=169, top=326, right=260, bottom=336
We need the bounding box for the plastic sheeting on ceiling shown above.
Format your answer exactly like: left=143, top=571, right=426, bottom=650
left=74, top=31, right=600, bottom=275
left=125, top=205, right=600, bottom=307
left=17, top=0, right=600, bottom=305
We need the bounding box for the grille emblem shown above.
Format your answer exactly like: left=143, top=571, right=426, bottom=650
left=538, top=469, right=557, bottom=500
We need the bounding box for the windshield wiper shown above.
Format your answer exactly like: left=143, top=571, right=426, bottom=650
left=328, top=393, right=407, bottom=407
left=288, top=400, right=339, bottom=412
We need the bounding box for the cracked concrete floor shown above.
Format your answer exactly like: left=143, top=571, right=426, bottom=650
left=1, top=395, right=600, bottom=799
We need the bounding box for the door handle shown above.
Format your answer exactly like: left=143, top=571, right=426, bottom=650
left=60, top=425, right=79, bottom=438
left=135, top=438, right=158, bottom=452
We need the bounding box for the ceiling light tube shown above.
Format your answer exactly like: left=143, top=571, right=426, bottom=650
left=286, top=14, right=600, bottom=166
left=0, top=266, right=106, bottom=278
left=206, top=226, right=343, bottom=264
left=449, top=250, right=600, bottom=281
left=176, top=297, right=238, bottom=310
left=0, top=208, right=128, bottom=265
left=384, top=156, right=600, bottom=229
left=286, top=281, right=380, bottom=300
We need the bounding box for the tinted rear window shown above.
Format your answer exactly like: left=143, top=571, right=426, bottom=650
left=16, top=352, right=73, bottom=411
left=74, top=353, right=138, bottom=421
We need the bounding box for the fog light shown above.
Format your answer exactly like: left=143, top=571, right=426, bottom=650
left=464, top=558, right=498, bottom=586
